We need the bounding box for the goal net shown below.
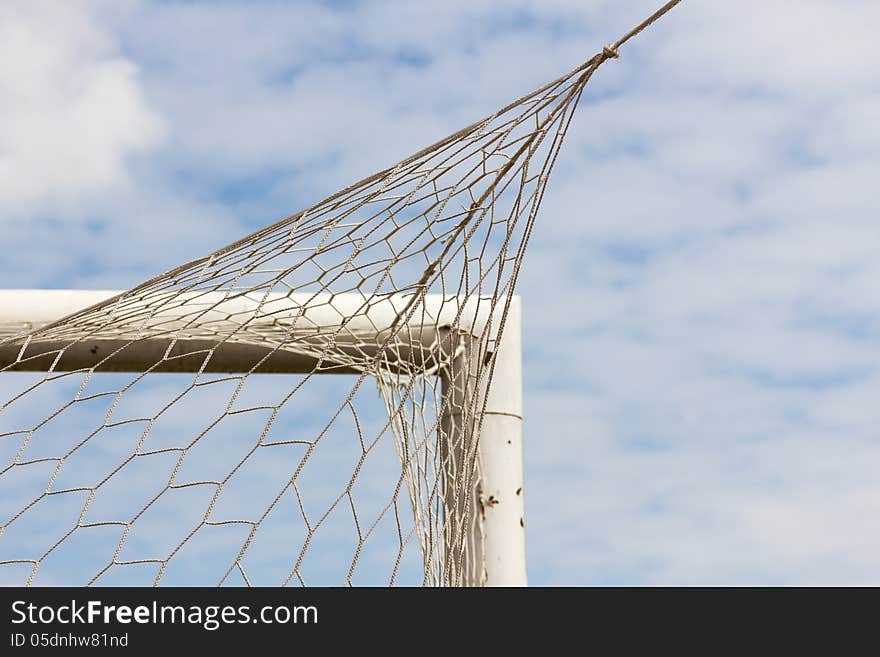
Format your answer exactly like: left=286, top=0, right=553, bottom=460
left=0, top=2, right=679, bottom=586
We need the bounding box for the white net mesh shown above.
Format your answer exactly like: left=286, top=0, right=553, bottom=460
left=0, top=46, right=609, bottom=586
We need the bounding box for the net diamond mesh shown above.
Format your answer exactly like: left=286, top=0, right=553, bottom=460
left=0, top=49, right=606, bottom=587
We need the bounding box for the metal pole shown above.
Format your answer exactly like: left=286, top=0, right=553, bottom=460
left=478, top=297, right=526, bottom=586
left=440, top=297, right=526, bottom=586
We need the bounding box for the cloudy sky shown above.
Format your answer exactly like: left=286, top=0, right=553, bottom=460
left=2, top=0, right=879, bottom=585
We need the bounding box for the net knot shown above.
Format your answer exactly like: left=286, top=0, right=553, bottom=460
left=602, top=44, right=619, bottom=60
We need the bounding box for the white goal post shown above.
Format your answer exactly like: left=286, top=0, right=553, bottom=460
left=0, top=289, right=526, bottom=586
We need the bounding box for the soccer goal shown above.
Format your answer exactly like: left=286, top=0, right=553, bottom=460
left=0, top=2, right=680, bottom=587
left=0, top=289, right=524, bottom=586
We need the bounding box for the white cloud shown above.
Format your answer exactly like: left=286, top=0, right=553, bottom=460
left=0, top=0, right=163, bottom=215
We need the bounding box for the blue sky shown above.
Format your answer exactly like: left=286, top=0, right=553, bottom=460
left=2, top=0, right=880, bottom=585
